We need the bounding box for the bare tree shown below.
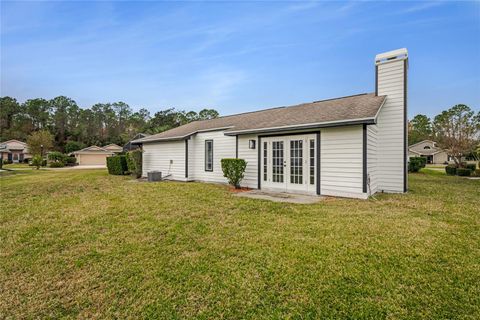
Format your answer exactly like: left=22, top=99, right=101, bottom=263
left=433, top=104, right=480, bottom=166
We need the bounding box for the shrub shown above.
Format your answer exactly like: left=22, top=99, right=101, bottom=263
left=221, top=158, right=247, bottom=189
left=31, top=155, right=43, bottom=170
left=464, top=163, right=476, bottom=171
left=408, top=157, right=426, bottom=173
left=65, top=156, right=77, bottom=166
left=107, top=155, right=128, bottom=175
left=3, top=159, right=12, bottom=164
left=48, top=151, right=67, bottom=163
left=49, top=161, right=65, bottom=168
left=456, top=168, right=471, bottom=176
left=126, top=150, right=142, bottom=178
left=0, top=158, right=2, bottom=169
left=472, top=169, right=480, bottom=177
left=445, top=165, right=457, bottom=176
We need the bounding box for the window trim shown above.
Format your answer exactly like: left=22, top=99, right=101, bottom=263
left=205, top=140, right=213, bottom=172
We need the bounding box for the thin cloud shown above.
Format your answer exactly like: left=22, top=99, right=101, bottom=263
left=399, top=1, right=444, bottom=14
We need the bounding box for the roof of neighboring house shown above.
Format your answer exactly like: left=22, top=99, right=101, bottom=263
left=0, top=139, right=29, bottom=152
left=408, top=140, right=447, bottom=156
left=103, top=143, right=123, bottom=151
left=123, top=133, right=150, bottom=150
left=133, top=93, right=386, bottom=143
left=72, top=146, right=115, bottom=155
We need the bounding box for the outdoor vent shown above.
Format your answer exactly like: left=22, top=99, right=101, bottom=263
left=249, top=140, right=256, bottom=149
left=375, top=48, right=408, bottom=65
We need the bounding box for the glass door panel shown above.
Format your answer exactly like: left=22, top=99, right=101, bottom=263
left=272, top=141, right=284, bottom=183
left=289, top=140, right=303, bottom=184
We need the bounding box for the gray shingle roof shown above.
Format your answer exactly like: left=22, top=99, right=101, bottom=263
left=134, top=93, right=386, bottom=143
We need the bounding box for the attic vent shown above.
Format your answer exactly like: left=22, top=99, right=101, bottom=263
left=375, top=48, right=408, bottom=65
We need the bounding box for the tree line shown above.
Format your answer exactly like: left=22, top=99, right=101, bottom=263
left=408, top=104, right=480, bottom=164
left=0, top=96, right=219, bottom=152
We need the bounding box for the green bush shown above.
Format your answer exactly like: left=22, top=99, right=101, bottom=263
left=126, top=150, right=142, bottom=178
left=3, top=159, right=12, bottom=164
left=221, top=158, right=247, bottom=189
left=48, top=151, right=67, bottom=163
left=107, top=155, right=128, bottom=175
left=65, top=156, right=77, bottom=166
left=408, top=157, right=426, bottom=173
left=31, top=155, right=43, bottom=170
left=445, top=165, right=457, bottom=175
left=49, top=161, right=65, bottom=168
left=456, top=168, right=471, bottom=176
left=472, top=169, right=480, bottom=177
left=464, top=163, right=476, bottom=171
left=0, top=158, right=3, bottom=169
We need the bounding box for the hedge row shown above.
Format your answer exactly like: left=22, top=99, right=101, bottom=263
left=445, top=163, right=478, bottom=177
left=107, top=155, right=128, bottom=175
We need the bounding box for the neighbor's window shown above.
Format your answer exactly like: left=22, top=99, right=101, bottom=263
left=205, top=140, right=213, bottom=171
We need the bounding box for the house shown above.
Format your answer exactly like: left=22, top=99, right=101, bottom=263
left=71, top=145, right=121, bottom=166
left=0, top=140, right=32, bottom=163
left=132, top=48, right=409, bottom=199
left=123, top=133, right=150, bottom=152
left=409, top=140, right=449, bottom=164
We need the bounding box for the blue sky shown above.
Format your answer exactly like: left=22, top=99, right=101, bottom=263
left=1, top=1, right=479, bottom=118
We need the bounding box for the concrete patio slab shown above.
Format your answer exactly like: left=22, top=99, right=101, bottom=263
left=234, top=190, right=323, bottom=204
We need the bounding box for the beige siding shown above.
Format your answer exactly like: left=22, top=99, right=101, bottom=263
left=76, top=154, right=108, bottom=166
left=367, top=124, right=378, bottom=195
left=321, top=125, right=365, bottom=199
left=433, top=151, right=448, bottom=164
left=142, top=141, right=186, bottom=180
left=376, top=58, right=406, bottom=193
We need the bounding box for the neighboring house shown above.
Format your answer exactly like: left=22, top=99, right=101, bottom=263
left=0, top=140, right=32, bottom=163
left=408, top=140, right=449, bottom=164
left=71, top=145, right=120, bottom=166
left=132, top=49, right=409, bottom=199
left=103, top=143, right=123, bottom=153
left=123, top=133, right=150, bottom=152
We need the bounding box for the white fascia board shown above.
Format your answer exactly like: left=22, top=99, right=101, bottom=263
left=132, top=126, right=234, bottom=144
left=224, top=117, right=375, bottom=136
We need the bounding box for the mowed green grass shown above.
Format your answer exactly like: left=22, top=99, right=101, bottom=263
left=1, top=169, right=479, bottom=319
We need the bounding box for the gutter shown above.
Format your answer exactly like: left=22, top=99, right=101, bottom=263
left=132, top=126, right=234, bottom=144
left=224, top=117, right=376, bottom=136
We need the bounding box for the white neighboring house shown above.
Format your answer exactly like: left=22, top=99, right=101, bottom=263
left=133, top=49, right=409, bottom=199
left=0, top=140, right=32, bottom=163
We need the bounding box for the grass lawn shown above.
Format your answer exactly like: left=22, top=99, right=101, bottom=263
left=1, top=163, right=32, bottom=170
left=1, top=169, right=479, bottom=319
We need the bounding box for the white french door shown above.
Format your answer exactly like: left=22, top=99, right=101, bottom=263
left=261, top=134, right=317, bottom=194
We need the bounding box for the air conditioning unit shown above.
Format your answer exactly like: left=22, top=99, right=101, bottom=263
left=147, top=171, right=162, bottom=182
